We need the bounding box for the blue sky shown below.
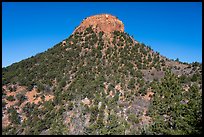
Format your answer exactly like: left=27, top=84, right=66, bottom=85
left=2, top=2, right=202, bottom=67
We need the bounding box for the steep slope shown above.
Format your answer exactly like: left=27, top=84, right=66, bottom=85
left=2, top=14, right=202, bottom=135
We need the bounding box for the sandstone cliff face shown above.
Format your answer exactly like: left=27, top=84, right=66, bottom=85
left=73, top=14, right=124, bottom=34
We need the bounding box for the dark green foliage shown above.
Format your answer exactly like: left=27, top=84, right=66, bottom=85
left=22, top=102, right=35, bottom=117
left=148, top=70, right=202, bottom=135
left=179, top=75, right=190, bottom=83
left=6, top=95, right=15, bottom=102
left=49, top=115, right=68, bottom=135
left=106, top=113, right=126, bottom=135
left=59, top=77, right=66, bottom=89
left=8, top=86, right=14, bottom=92
left=175, top=58, right=179, bottom=62
left=2, top=100, right=7, bottom=109
left=16, top=93, right=27, bottom=104
left=138, top=87, right=147, bottom=96
left=128, top=78, right=135, bottom=89
left=191, top=72, right=200, bottom=82
left=135, top=70, right=143, bottom=79
left=26, top=84, right=33, bottom=91
left=191, top=61, right=200, bottom=67
left=67, top=102, right=74, bottom=111
left=89, top=105, right=99, bottom=123
left=155, top=63, right=161, bottom=71
left=37, top=82, right=45, bottom=92
left=8, top=107, right=21, bottom=125
left=108, top=83, right=115, bottom=91
left=138, top=78, right=145, bottom=87
left=128, top=113, right=139, bottom=124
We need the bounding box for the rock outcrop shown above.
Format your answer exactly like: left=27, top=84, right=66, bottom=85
left=73, top=14, right=124, bottom=34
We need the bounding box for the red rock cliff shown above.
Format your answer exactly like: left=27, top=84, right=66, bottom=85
left=73, top=14, right=124, bottom=34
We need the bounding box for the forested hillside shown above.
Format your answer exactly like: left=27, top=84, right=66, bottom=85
left=2, top=14, right=202, bottom=135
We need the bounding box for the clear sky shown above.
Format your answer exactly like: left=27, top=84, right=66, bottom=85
left=2, top=2, right=202, bottom=67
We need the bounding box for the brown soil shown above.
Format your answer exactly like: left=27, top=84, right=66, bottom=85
left=2, top=84, right=55, bottom=128
left=143, top=91, right=154, bottom=101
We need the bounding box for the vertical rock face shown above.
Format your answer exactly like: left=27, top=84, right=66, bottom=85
left=73, top=14, right=124, bottom=34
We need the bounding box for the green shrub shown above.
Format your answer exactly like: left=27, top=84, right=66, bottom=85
left=6, top=95, right=15, bottom=102
left=128, top=114, right=139, bottom=124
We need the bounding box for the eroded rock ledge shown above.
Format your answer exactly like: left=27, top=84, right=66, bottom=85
left=73, top=14, right=124, bottom=34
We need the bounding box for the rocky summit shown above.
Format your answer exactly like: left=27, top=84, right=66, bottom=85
left=73, top=14, right=124, bottom=34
